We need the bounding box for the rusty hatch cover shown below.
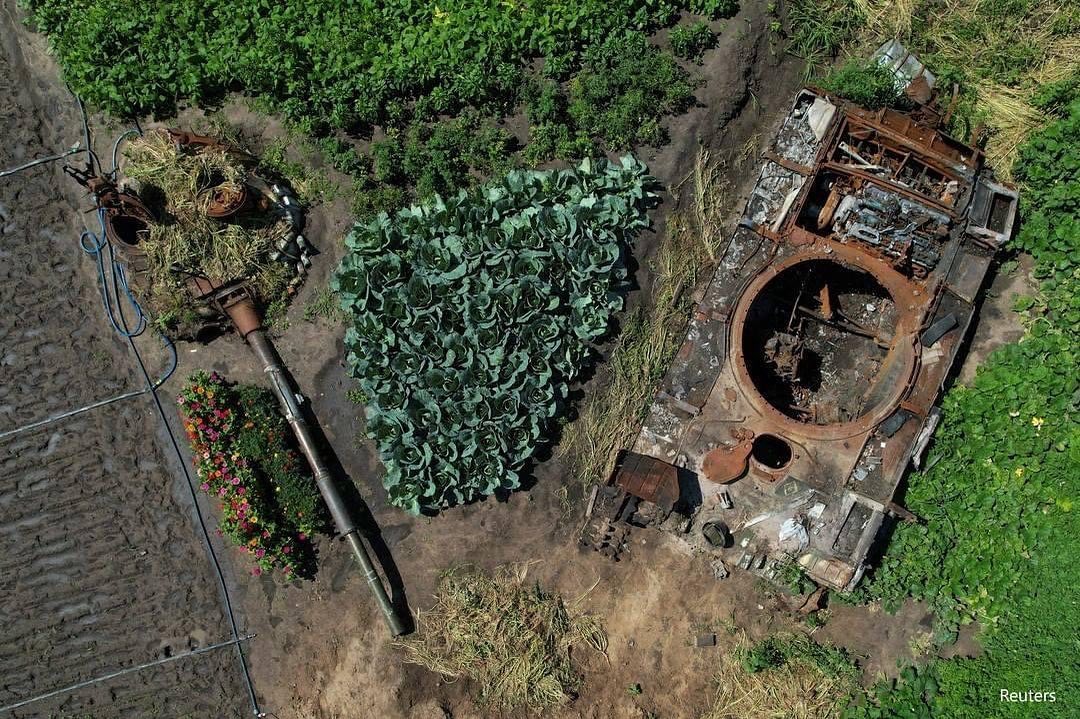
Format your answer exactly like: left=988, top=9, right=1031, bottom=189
left=703, top=441, right=753, bottom=484
left=611, top=452, right=680, bottom=511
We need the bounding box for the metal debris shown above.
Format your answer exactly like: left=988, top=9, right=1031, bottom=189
left=592, top=79, right=1018, bottom=593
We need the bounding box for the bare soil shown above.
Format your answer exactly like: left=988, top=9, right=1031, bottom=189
left=0, top=1, right=1032, bottom=717
left=0, top=2, right=248, bottom=716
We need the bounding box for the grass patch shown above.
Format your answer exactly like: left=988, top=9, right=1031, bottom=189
left=302, top=287, right=344, bottom=325
left=704, top=634, right=861, bottom=719
left=561, top=148, right=725, bottom=487
left=793, top=0, right=1080, bottom=175
left=397, top=565, right=607, bottom=711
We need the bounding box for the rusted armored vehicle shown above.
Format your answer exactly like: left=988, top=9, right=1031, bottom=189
left=585, top=85, right=1018, bottom=591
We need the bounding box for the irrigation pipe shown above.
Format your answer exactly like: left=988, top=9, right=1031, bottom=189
left=0, top=634, right=255, bottom=714
left=0, top=381, right=164, bottom=442
left=0, top=143, right=85, bottom=178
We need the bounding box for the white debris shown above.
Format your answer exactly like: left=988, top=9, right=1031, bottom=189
left=778, top=518, right=809, bottom=551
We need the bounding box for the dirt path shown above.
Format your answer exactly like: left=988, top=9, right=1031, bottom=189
left=0, top=3, right=249, bottom=716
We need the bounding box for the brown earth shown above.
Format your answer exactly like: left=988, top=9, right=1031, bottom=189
left=0, top=2, right=248, bottom=717
left=0, top=1, right=1031, bottom=718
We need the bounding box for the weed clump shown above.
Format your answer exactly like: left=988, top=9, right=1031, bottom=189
left=706, top=634, right=861, bottom=719
left=821, top=58, right=906, bottom=109
left=670, top=21, right=718, bottom=62
left=398, top=565, right=607, bottom=711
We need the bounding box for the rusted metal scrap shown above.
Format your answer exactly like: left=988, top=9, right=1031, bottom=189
left=588, top=72, right=1018, bottom=593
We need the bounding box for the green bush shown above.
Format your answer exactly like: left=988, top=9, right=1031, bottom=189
left=23, top=0, right=697, bottom=131
left=689, top=0, right=739, bottom=19
left=371, top=114, right=516, bottom=200
left=332, top=156, right=659, bottom=513
left=523, top=122, right=597, bottom=165
left=669, top=21, right=717, bottom=62
left=569, top=32, right=697, bottom=149
left=855, top=91, right=1080, bottom=718
left=821, top=59, right=907, bottom=109
left=316, top=137, right=370, bottom=176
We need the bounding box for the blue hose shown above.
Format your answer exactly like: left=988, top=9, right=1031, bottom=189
left=110, top=128, right=141, bottom=179
left=79, top=204, right=177, bottom=383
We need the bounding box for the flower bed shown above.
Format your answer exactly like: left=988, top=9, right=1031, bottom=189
left=178, top=371, right=326, bottom=578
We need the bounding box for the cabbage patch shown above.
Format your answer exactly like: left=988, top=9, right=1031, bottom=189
left=333, top=155, right=659, bottom=513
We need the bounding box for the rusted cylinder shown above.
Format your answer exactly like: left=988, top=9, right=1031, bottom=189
left=244, top=328, right=407, bottom=637
left=182, top=280, right=406, bottom=634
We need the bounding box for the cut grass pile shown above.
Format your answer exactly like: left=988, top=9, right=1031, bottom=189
left=121, top=130, right=293, bottom=317
left=397, top=565, right=607, bottom=711
left=561, top=148, right=725, bottom=486
left=703, top=634, right=862, bottom=719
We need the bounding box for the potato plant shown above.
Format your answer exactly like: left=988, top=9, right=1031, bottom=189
left=333, top=156, right=659, bottom=513
left=25, top=0, right=702, bottom=132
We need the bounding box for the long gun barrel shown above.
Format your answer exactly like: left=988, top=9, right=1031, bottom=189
left=195, top=278, right=408, bottom=636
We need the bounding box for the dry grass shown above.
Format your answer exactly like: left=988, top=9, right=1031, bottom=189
left=122, top=130, right=293, bottom=306
left=702, top=635, right=862, bottom=719
left=976, top=83, right=1048, bottom=174
left=397, top=564, right=606, bottom=711
left=837, top=0, right=1079, bottom=177
left=560, top=148, right=727, bottom=487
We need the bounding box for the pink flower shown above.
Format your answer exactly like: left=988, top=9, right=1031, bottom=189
left=231, top=477, right=241, bottom=485
left=255, top=548, right=266, bottom=558
left=282, top=545, right=292, bottom=554
left=200, top=483, right=210, bottom=491
left=236, top=486, right=246, bottom=495
left=251, top=567, right=262, bottom=576
left=218, top=487, right=227, bottom=497
left=298, top=532, right=307, bottom=541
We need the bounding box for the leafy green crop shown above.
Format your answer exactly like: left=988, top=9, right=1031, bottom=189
left=569, top=32, right=697, bottom=149
left=24, top=0, right=699, bottom=133
left=333, top=156, right=659, bottom=513
left=669, top=21, right=718, bottom=62
left=1011, top=100, right=1080, bottom=284
left=371, top=113, right=516, bottom=200
left=524, top=32, right=698, bottom=161
left=853, top=92, right=1080, bottom=718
